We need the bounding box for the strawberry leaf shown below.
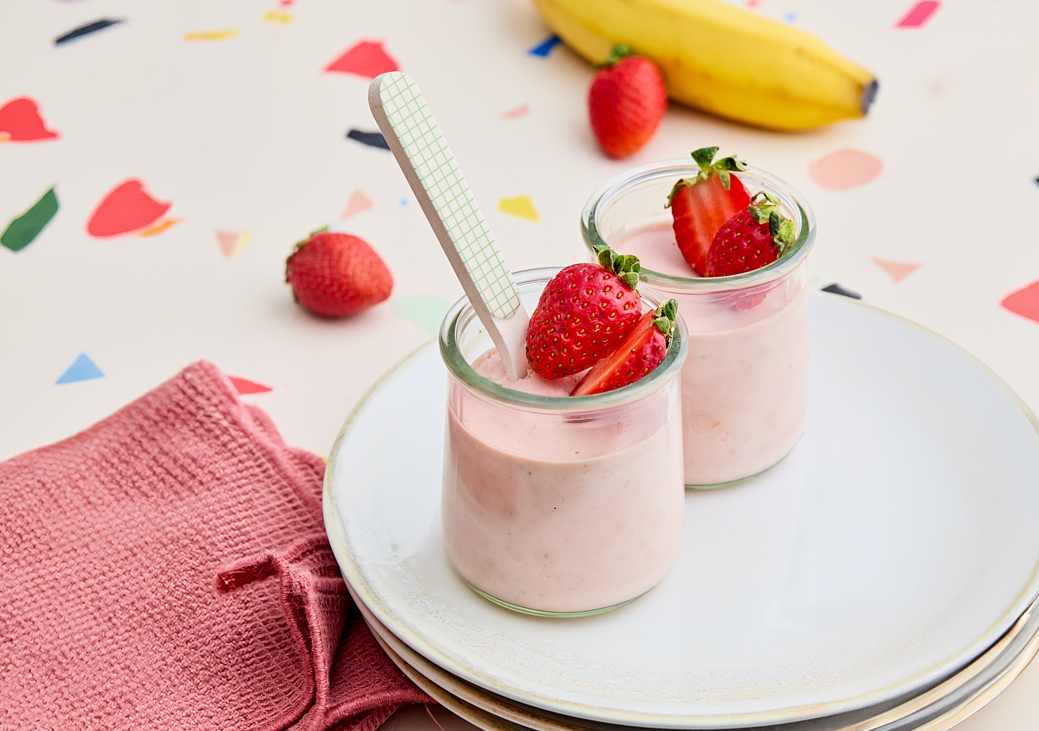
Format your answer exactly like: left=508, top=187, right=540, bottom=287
left=593, top=243, right=641, bottom=289
left=652, top=298, right=679, bottom=339
left=714, top=156, right=747, bottom=172
left=604, top=43, right=634, bottom=66
left=691, top=146, right=719, bottom=169
left=769, top=213, right=796, bottom=252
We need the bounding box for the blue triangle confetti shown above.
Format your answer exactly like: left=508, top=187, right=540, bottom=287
left=528, top=34, right=561, bottom=57
left=56, top=353, right=105, bottom=384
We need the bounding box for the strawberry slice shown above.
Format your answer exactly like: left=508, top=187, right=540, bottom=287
left=571, top=299, right=678, bottom=396
left=667, top=147, right=751, bottom=275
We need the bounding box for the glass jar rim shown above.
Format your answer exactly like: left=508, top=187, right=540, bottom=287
left=438, top=267, right=688, bottom=411
left=581, top=159, right=816, bottom=293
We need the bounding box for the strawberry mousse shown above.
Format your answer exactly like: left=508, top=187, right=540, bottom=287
left=439, top=266, right=687, bottom=615
left=582, top=148, right=816, bottom=486
left=620, top=222, right=807, bottom=485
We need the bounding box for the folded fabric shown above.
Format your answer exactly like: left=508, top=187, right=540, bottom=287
left=0, top=361, right=430, bottom=730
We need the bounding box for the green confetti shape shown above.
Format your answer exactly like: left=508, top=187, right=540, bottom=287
left=2, top=187, right=59, bottom=252
left=392, top=295, right=451, bottom=335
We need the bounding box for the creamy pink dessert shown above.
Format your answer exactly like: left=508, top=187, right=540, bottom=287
left=442, top=349, right=684, bottom=614
left=620, top=223, right=808, bottom=485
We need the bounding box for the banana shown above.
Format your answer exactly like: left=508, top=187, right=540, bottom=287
left=531, top=0, right=877, bottom=131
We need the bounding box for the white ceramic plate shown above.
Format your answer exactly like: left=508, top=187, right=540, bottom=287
left=350, top=579, right=1039, bottom=731
left=324, top=293, right=1039, bottom=728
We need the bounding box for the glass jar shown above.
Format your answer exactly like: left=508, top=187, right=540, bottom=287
left=582, top=161, right=816, bottom=488
left=439, top=268, right=688, bottom=617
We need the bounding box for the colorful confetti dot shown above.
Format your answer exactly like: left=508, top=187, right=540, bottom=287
left=87, top=179, right=171, bottom=238
left=896, top=1, right=940, bottom=28
left=872, top=258, right=920, bottom=283
left=56, top=353, right=104, bottom=384
left=228, top=375, right=272, bottom=395
left=262, top=9, right=292, bottom=23
left=1002, top=281, right=1039, bottom=324
left=2, top=187, right=59, bottom=253
left=325, top=40, right=400, bottom=78
left=808, top=149, right=883, bottom=191
left=0, top=97, right=59, bottom=142
left=498, top=195, right=539, bottom=222
left=821, top=283, right=862, bottom=300
left=528, top=34, right=561, bottom=58
left=392, top=295, right=452, bottom=335
left=782, top=11, right=797, bottom=23
left=54, top=18, right=123, bottom=46
left=137, top=218, right=180, bottom=238
left=184, top=29, right=238, bottom=42
left=216, top=230, right=250, bottom=258
left=502, top=104, right=529, bottom=119
left=340, top=189, right=374, bottom=220
left=346, top=129, right=389, bottom=150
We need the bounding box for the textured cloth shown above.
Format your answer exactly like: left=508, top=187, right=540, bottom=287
left=0, top=361, right=430, bottom=730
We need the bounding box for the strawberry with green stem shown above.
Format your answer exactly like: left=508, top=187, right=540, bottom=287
left=668, top=147, right=751, bottom=275
left=526, top=243, right=644, bottom=379
left=572, top=299, right=679, bottom=396
left=588, top=45, right=667, bottom=159
left=704, top=192, right=795, bottom=277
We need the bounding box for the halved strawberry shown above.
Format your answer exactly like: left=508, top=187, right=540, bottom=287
left=526, top=244, right=644, bottom=379
left=667, top=147, right=751, bottom=275
left=571, top=299, right=678, bottom=396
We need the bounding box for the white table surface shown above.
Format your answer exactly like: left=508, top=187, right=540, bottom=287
left=2, top=0, right=1038, bottom=728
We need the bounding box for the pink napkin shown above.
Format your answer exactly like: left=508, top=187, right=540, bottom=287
left=0, top=362, right=431, bottom=730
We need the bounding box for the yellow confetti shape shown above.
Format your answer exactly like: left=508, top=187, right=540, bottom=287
left=137, top=218, right=181, bottom=238
left=0, top=132, right=10, bottom=143
left=263, top=9, right=293, bottom=23
left=497, top=195, right=539, bottom=222
left=184, top=29, right=239, bottom=42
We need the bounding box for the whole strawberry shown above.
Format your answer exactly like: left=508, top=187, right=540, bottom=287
left=285, top=228, right=393, bottom=317
left=526, top=244, right=643, bottom=379
left=572, top=299, right=679, bottom=396
left=704, top=193, right=795, bottom=277
left=588, top=45, right=667, bottom=159
left=668, top=147, right=751, bottom=275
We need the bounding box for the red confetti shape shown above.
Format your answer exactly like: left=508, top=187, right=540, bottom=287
left=896, top=1, right=940, bottom=28
left=0, top=97, right=59, bottom=142
left=1002, top=281, right=1039, bottom=324
left=86, top=179, right=171, bottom=238
left=228, top=376, right=272, bottom=394
left=325, top=40, right=399, bottom=78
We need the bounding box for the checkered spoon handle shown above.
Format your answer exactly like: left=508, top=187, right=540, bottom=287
left=369, top=72, right=529, bottom=380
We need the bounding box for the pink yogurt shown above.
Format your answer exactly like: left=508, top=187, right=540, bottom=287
left=619, top=223, right=808, bottom=485
left=441, top=349, right=685, bottom=615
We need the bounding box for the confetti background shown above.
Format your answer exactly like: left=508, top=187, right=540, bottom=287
left=1, top=0, right=1038, bottom=726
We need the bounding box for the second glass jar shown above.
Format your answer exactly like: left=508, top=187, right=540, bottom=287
left=582, top=161, right=816, bottom=487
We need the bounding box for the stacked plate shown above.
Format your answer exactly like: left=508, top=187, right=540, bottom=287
left=323, top=293, right=1039, bottom=730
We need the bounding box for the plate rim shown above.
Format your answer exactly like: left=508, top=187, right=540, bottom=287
left=323, top=293, right=1039, bottom=728
left=348, top=566, right=1039, bottom=731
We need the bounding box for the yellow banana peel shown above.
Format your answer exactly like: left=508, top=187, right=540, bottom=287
left=532, top=0, right=878, bottom=131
